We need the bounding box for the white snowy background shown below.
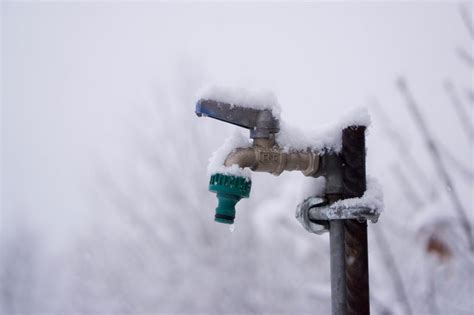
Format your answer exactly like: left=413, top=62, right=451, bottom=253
left=1, top=2, right=473, bottom=314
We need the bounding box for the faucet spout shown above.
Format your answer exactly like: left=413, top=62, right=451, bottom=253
left=224, top=148, right=257, bottom=169
left=196, top=97, right=321, bottom=224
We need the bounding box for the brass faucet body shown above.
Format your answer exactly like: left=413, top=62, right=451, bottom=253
left=224, top=138, right=320, bottom=176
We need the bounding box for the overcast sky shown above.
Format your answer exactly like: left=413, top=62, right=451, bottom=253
left=2, top=2, right=472, bottom=249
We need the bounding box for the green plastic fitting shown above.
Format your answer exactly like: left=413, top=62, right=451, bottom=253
left=208, top=173, right=252, bottom=224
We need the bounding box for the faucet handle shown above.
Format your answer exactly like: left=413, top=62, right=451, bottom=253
left=196, top=99, right=279, bottom=139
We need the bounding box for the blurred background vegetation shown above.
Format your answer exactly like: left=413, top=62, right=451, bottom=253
left=1, top=2, right=472, bottom=314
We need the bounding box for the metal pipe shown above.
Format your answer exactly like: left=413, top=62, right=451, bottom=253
left=224, top=142, right=320, bottom=176
left=197, top=98, right=374, bottom=313
left=345, top=220, right=369, bottom=315
left=341, top=126, right=370, bottom=315
left=330, top=220, right=347, bottom=315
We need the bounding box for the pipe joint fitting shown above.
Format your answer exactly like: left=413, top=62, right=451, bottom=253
left=224, top=143, right=320, bottom=177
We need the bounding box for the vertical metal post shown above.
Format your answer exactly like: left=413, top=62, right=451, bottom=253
left=330, top=220, right=347, bottom=315
left=325, top=153, right=348, bottom=315
left=344, top=220, right=369, bottom=314
left=342, top=126, right=370, bottom=315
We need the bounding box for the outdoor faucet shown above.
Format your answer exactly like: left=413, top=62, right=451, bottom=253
left=196, top=95, right=379, bottom=314
left=195, top=99, right=320, bottom=224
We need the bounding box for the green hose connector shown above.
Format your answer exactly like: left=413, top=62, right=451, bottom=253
left=208, top=173, right=252, bottom=224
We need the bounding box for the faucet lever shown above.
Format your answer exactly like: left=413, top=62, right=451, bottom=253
left=196, top=99, right=279, bottom=139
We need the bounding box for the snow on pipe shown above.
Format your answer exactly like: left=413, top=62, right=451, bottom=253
left=196, top=98, right=322, bottom=224
left=195, top=87, right=380, bottom=315
left=195, top=88, right=373, bottom=225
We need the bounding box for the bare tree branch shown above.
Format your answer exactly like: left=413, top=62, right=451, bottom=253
left=460, top=2, right=474, bottom=40
left=373, top=225, right=414, bottom=315
left=426, top=262, right=441, bottom=315
left=438, top=141, right=474, bottom=182
left=390, top=163, right=424, bottom=210
left=444, top=80, right=474, bottom=139
left=466, top=88, right=474, bottom=106
left=396, top=77, right=474, bottom=251
left=370, top=100, right=437, bottom=199
left=456, top=46, right=474, bottom=68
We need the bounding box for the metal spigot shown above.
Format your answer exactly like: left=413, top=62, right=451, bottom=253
left=195, top=98, right=321, bottom=224
left=196, top=99, right=320, bottom=176
left=196, top=97, right=376, bottom=314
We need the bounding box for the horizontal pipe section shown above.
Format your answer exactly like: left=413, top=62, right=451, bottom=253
left=224, top=143, right=320, bottom=176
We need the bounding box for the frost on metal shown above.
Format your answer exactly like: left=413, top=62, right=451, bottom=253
left=276, top=107, right=371, bottom=153
left=207, top=130, right=253, bottom=179
left=204, top=87, right=372, bottom=179
left=198, top=86, right=282, bottom=118
left=329, top=176, right=384, bottom=217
